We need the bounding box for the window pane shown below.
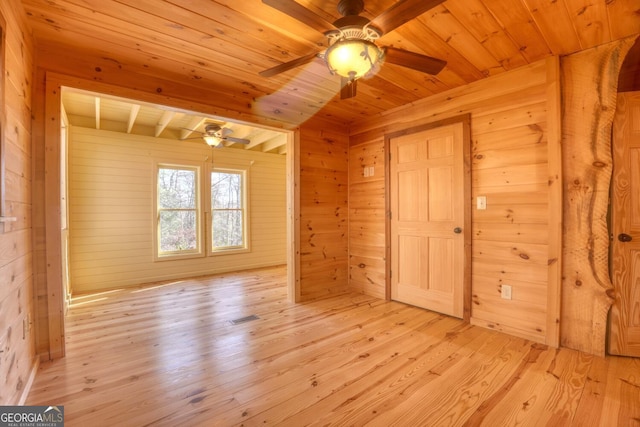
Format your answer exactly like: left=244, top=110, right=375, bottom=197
left=212, top=210, right=243, bottom=247
left=159, top=210, right=197, bottom=252
left=212, top=172, right=241, bottom=209
left=158, top=168, right=196, bottom=209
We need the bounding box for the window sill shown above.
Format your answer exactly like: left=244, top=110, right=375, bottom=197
left=154, top=251, right=204, bottom=262
left=209, top=247, right=250, bottom=257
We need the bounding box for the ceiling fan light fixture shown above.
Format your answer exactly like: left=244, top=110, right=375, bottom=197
left=325, top=38, right=383, bottom=80
left=203, top=135, right=222, bottom=147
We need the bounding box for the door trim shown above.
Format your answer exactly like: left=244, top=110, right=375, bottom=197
left=384, top=114, right=472, bottom=321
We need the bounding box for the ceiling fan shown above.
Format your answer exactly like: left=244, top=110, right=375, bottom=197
left=183, top=123, right=250, bottom=147
left=259, top=0, right=447, bottom=99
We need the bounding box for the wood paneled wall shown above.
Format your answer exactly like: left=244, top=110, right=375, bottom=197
left=348, top=139, right=386, bottom=299
left=349, top=57, right=562, bottom=346
left=298, top=125, right=349, bottom=300
left=67, top=126, right=286, bottom=292
left=0, top=0, right=36, bottom=405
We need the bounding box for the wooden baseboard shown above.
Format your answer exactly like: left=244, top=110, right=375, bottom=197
left=18, top=357, right=39, bottom=405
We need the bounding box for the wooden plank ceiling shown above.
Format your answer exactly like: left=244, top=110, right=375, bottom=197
left=22, top=0, right=640, bottom=128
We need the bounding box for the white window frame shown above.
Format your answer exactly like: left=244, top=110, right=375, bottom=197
left=207, top=164, right=250, bottom=256
left=153, top=161, right=203, bottom=261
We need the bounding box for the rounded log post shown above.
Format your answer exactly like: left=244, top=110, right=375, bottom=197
left=560, top=36, right=636, bottom=356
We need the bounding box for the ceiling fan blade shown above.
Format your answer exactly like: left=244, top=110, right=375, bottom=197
left=340, top=77, right=357, bottom=99
left=179, top=127, right=205, bottom=140
left=384, top=47, right=446, bottom=75
left=371, top=0, right=445, bottom=34
left=180, top=126, right=203, bottom=134
left=224, top=137, right=250, bottom=145
left=259, top=52, right=320, bottom=77
left=262, top=0, right=336, bottom=33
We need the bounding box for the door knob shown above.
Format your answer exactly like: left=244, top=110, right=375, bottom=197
left=453, top=227, right=462, bottom=234
left=618, top=233, right=633, bottom=242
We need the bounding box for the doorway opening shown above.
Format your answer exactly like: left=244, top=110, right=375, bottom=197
left=43, top=76, right=297, bottom=360
left=60, top=87, right=290, bottom=295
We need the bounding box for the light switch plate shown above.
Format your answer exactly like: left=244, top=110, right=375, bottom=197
left=477, top=196, right=487, bottom=210
left=501, top=284, right=512, bottom=300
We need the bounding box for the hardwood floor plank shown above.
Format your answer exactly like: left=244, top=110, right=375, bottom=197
left=293, top=323, right=490, bottom=426
left=227, top=312, right=456, bottom=425
left=168, top=303, right=439, bottom=425
left=360, top=334, right=532, bottom=426
left=609, top=356, right=640, bottom=426
left=534, top=350, right=593, bottom=425
left=465, top=344, right=559, bottom=426
left=571, top=354, right=611, bottom=426
left=26, top=266, right=640, bottom=426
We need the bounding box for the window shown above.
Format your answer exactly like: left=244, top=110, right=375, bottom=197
left=156, top=164, right=200, bottom=257
left=211, top=169, right=247, bottom=252
left=154, top=162, right=249, bottom=259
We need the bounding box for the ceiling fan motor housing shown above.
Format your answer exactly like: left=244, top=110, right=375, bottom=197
left=337, top=0, right=364, bottom=16
left=204, top=123, right=222, bottom=136
left=328, top=15, right=382, bottom=41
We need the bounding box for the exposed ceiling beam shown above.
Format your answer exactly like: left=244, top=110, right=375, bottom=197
left=127, top=104, right=141, bottom=133
left=225, top=124, right=252, bottom=140
left=63, top=91, right=287, bottom=155
left=180, top=116, right=207, bottom=140
left=244, top=130, right=279, bottom=149
left=261, top=134, right=287, bottom=152
left=155, top=111, right=176, bottom=137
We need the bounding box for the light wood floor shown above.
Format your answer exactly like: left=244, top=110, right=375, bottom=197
left=27, top=266, right=639, bottom=426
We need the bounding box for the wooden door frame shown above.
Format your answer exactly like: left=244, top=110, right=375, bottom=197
left=384, top=114, right=472, bottom=322
left=39, top=72, right=299, bottom=360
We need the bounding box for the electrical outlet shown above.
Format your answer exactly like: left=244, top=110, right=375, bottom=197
left=501, top=284, right=512, bottom=300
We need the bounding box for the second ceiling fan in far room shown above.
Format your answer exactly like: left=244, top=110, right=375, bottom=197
left=182, top=123, right=250, bottom=148
left=259, top=0, right=447, bottom=99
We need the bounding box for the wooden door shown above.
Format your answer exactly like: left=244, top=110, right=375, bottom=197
left=389, top=122, right=468, bottom=318
left=609, top=92, right=640, bottom=356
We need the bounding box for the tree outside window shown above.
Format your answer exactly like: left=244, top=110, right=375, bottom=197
left=157, top=165, right=199, bottom=255
left=211, top=170, right=245, bottom=250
